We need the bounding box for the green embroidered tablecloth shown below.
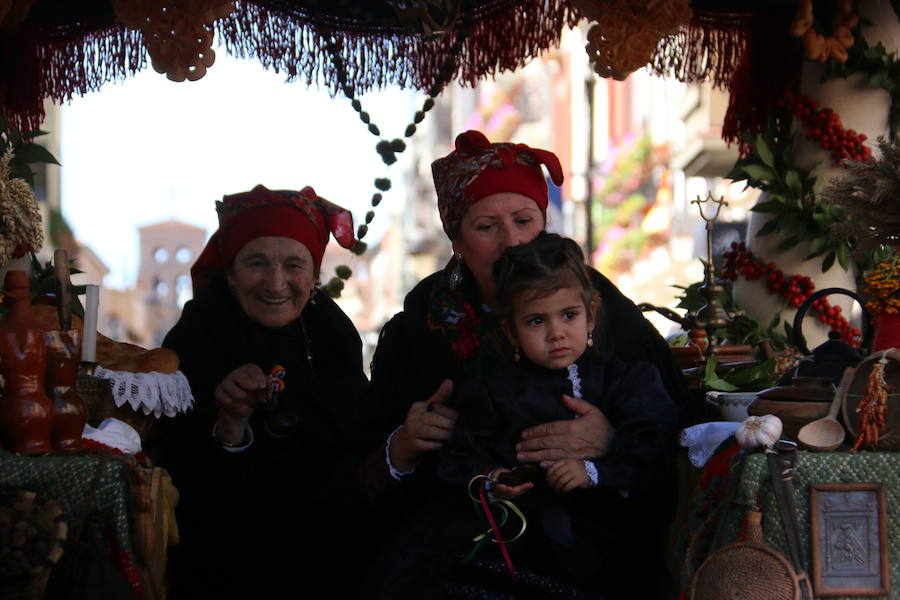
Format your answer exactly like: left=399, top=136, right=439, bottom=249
left=728, top=450, right=899, bottom=600
left=0, top=447, right=140, bottom=590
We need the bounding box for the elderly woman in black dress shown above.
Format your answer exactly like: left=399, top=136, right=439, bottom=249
left=159, top=184, right=368, bottom=599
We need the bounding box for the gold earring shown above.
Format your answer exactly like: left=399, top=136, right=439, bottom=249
left=514, top=346, right=520, bottom=362
left=587, top=332, right=594, bottom=348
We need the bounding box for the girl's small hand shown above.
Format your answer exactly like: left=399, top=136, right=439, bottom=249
left=491, top=468, right=533, bottom=500
left=545, top=458, right=591, bottom=493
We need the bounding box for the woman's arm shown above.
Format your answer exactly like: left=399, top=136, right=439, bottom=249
left=361, top=311, right=459, bottom=486
left=589, top=361, right=679, bottom=492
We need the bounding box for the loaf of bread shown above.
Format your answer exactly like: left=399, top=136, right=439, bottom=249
left=32, top=305, right=179, bottom=374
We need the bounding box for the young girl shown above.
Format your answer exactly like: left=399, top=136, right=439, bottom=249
left=438, top=232, right=680, bottom=598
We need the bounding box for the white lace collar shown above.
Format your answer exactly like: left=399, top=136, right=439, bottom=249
left=566, top=363, right=583, bottom=399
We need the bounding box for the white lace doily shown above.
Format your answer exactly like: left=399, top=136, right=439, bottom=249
left=679, top=422, right=740, bottom=468
left=94, top=366, right=194, bottom=418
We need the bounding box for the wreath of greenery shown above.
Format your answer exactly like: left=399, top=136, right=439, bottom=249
left=725, top=119, right=854, bottom=273
left=822, top=32, right=900, bottom=136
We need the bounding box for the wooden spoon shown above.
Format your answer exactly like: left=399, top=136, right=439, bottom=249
left=797, top=367, right=851, bottom=452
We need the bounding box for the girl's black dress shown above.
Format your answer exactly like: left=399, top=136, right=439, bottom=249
left=439, top=351, right=680, bottom=598
left=156, top=277, right=368, bottom=599
left=360, top=263, right=687, bottom=598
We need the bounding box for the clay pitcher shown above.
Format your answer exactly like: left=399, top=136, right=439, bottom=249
left=0, top=329, right=54, bottom=454
left=45, top=329, right=85, bottom=452
left=0, top=270, right=54, bottom=454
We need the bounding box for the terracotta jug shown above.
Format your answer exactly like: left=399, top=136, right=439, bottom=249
left=45, top=329, right=85, bottom=452
left=0, top=271, right=54, bottom=454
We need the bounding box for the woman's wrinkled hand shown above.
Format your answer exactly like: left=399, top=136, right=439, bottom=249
left=214, top=363, right=270, bottom=444
left=515, top=394, right=614, bottom=467
left=389, top=379, right=458, bottom=472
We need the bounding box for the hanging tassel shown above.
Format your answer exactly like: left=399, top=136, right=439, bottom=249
left=721, top=11, right=801, bottom=151
left=649, top=9, right=753, bottom=90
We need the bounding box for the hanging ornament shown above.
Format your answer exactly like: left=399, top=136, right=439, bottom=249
left=577, top=0, right=692, bottom=81
left=0, top=148, right=43, bottom=267
left=112, top=0, right=235, bottom=82
left=320, top=22, right=469, bottom=297
left=789, top=0, right=856, bottom=63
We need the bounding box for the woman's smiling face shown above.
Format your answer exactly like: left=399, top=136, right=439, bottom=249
left=227, top=236, right=316, bottom=328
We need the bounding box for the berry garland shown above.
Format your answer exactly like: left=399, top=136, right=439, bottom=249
left=320, top=23, right=470, bottom=297
left=781, top=91, right=872, bottom=164
left=722, top=241, right=862, bottom=346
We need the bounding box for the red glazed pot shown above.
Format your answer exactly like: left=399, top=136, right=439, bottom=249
left=0, top=329, right=54, bottom=454
left=45, top=329, right=85, bottom=452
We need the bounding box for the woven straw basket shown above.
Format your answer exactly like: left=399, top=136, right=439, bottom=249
left=690, top=510, right=804, bottom=600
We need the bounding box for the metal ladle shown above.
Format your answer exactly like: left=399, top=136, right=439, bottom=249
left=797, top=368, right=851, bottom=452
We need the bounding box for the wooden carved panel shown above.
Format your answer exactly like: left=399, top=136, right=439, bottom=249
left=810, top=483, right=890, bottom=597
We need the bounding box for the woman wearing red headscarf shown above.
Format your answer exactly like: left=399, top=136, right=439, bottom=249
left=158, top=185, right=368, bottom=599
left=360, top=131, right=686, bottom=597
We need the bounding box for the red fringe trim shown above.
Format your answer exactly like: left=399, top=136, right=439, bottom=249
left=649, top=10, right=753, bottom=90
left=721, top=12, right=800, bottom=151
left=649, top=8, right=801, bottom=153
left=1, top=0, right=579, bottom=132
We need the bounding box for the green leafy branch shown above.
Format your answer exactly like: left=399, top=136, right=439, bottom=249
left=699, top=354, right=777, bottom=392
left=726, top=120, right=853, bottom=273
left=0, top=115, right=60, bottom=188
left=821, top=33, right=900, bottom=136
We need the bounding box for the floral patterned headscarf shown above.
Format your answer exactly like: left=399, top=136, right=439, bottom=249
left=431, top=130, right=564, bottom=239
left=191, top=184, right=355, bottom=295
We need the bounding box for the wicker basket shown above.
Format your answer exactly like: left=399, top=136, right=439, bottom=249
left=690, top=510, right=805, bottom=600
left=0, top=489, right=67, bottom=600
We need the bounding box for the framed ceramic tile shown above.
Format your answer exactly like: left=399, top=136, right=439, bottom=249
left=810, top=483, right=890, bottom=597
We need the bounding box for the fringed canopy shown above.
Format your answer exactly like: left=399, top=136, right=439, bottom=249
left=649, top=2, right=802, bottom=149
left=1, top=0, right=815, bottom=151
left=0, top=0, right=583, bottom=132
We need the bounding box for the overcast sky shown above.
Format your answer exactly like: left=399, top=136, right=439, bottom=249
left=60, top=50, right=417, bottom=288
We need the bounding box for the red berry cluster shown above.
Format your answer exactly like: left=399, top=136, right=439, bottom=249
left=117, top=548, right=142, bottom=593
left=782, top=91, right=872, bottom=164
left=722, top=241, right=862, bottom=346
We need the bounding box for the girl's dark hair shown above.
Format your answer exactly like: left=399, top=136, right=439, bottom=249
left=492, top=232, right=597, bottom=322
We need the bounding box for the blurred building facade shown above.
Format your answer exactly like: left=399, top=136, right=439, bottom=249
left=136, top=219, right=207, bottom=346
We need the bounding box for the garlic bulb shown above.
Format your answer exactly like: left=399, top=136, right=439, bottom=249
left=735, top=415, right=783, bottom=450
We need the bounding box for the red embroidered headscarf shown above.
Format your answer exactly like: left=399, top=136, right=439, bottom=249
left=431, top=130, right=565, bottom=239
left=191, top=184, right=355, bottom=295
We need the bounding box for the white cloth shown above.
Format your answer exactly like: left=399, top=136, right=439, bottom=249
left=679, top=422, right=740, bottom=468
left=583, top=460, right=599, bottom=486
left=94, top=366, right=194, bottom=418
left=214, top=422, right=255, bottom=453
left=82, top=418, right=142, bottom=454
